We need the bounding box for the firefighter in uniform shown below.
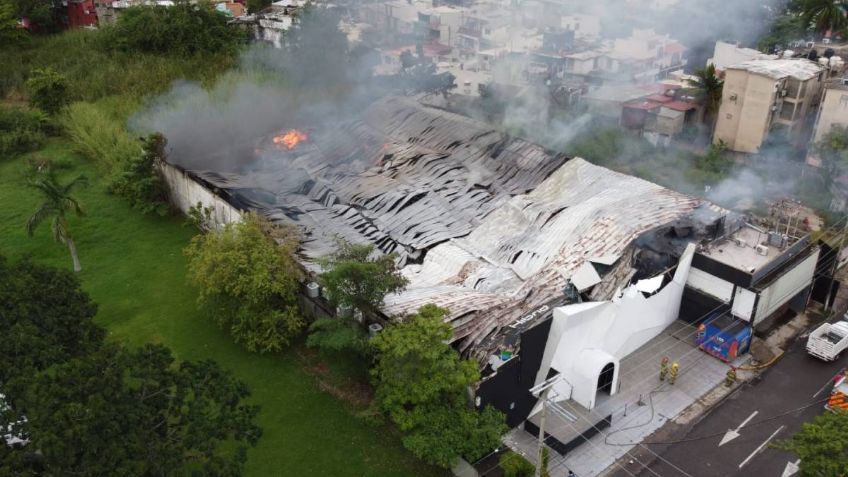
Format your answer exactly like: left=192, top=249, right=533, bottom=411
left=725, top=367, right=737, bottom=387
left=659, top=356, right=669, bottom=381
left=668, top=362, right=680, bottom=385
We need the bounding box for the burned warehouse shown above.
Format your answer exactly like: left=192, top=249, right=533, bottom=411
left=158, top=96, right=823, bottom=445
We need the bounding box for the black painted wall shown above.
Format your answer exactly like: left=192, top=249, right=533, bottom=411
left=476, top=318, right=553, bottom=428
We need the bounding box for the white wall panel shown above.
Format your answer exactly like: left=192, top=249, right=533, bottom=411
left=686, top=267, right=735, bottom=302
left=754, top=250, right=819, bottom=325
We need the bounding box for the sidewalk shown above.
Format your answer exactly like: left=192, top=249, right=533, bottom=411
left=507, top=321, right=744, bottom=477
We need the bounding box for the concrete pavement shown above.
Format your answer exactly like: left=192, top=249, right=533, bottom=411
left=617, top=336, right=846, bottom=477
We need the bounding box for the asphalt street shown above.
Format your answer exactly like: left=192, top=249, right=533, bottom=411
left=613, top=335, right=846, bottom=477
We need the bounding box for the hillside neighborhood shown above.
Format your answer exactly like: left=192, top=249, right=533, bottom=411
left=3, top=0, right=848, bottom=476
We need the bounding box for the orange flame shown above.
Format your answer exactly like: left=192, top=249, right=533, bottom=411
left=272, top=129, right=308, bottom=150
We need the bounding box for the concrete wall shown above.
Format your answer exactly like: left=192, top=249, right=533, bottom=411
left=158, top=161, right=242, bottom=230
left=534, top=244, right=696, bottom=410
left=813, top=85, right=848, bottom=143
left=714, top=71, right=781, bottom=153
left=754, top=249, right=819, bottom=325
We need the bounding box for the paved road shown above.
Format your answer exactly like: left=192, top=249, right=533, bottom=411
left=614, top=336, right=846, bottom=477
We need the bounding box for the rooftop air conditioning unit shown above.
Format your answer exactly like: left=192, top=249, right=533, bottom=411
left=368, top=323, right=383, bottom=338
left=841, top=77, right=848, bottom=86
left=780, top=89, right=789, bottom=97
left=807, top=41, right=815, bottom=49
left=729, top=93, right=738, bottom=101
left=756, top=244, right=769, bottom=256
left=306, top=282, right=320, bottom=298
left=337, top=304, right=353, bottom=319
left=734, top=238, right=747, bottom=248
left=771, top=105, right=779, bottom=111
left=354, top=309, right=364, bottom=323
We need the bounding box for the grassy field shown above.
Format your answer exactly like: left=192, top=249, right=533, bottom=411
left=0, top=142, right=443, bottom=477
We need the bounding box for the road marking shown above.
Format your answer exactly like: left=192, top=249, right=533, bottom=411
left=813, top=370, right=845, bottom=398
left=739, top=425, right=785, bottom=469
left=719, top=411, right=759, bottom=446
left=781, top=459, right=801, bottom=477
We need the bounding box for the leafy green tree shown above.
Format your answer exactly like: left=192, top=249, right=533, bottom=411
left=0, top=105, right=47, bottom=157
left=306, top=317, right=368, bottom=355
left=4, top=344, right=261, bottom=476
left=26, top=172, right=88, bottom=272
left=758, top=13, right=808, bottom=51
left=402, top=402, right=506, bottom=468
left=319, top=240, right=408, bottom=312
left=816, top=124, right=848, bottom=176
left=773, top=410, right=848, bottom=476
left=9, top=0, right=55, bottom=29
left=0, top=0, right=26, bottom=46
left=102, top=0, right=246, bottom=56
left=500, top=451, right=535, bottom=477
left=109, top=132, right=169, bottom=216
left=688, top=64, right=723, bottom=126
left=184, top=213, right=303, bottom=352
left=25, top=67, right=68, bottom=115
left=800, top=0, right=848, bottom=36
left=371, top=305, right=506, bottom=467
left=0, top=256, right=102, bottom=391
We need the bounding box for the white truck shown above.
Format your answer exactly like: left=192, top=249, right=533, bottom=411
left=807, top=318, right=848, bottom=361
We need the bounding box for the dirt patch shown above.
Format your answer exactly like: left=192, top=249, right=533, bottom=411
left=295, top=346, right=374, bottom=409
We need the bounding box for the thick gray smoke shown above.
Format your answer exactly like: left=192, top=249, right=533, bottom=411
left=131, top=8, right=377, bottom=171
left=131, top=0, right=801, bottom=215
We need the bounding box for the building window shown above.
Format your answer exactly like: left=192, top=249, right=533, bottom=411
left=779, top=102, right=794, bottom=121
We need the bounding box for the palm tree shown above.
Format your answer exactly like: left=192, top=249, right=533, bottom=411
left=26, top=173, right=88, bottom=272
left=800, top=0, right=848, bottom=37
left=689, top=64, right=724, bottom=118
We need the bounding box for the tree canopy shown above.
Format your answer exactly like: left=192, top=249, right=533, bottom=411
left=370, top=305, right=506, bottom=467
left=108, top=132, right=169, bottom=216
left=184, top=213, right=304, bottom=353
left=774, top=410, right=848, bottom=476
left=318, top=240, right=408, bottom=312
left=0, top=255, right=262, bottom=476
left=816, top=124, right=848, bottom=175
left=26, top=67, right=68, bottom=115
left=102, top=0, right=246, bottom=56
left=0, top=256, right=101, bottom=390
left=799, top=0, right=848, bottom=36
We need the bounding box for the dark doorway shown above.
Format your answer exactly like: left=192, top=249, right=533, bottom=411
left=597, top=363, right=615, bottom=395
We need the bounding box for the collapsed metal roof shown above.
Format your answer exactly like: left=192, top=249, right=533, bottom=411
left=178, top=96, right=706, bottom=357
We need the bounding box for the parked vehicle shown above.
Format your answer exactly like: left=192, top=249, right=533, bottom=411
left=826, top=375, right=848, bottom=411
left=807, top=317, right=848, bottom=361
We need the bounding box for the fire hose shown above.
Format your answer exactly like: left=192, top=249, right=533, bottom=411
left=737, top=350, right=785, bottom=371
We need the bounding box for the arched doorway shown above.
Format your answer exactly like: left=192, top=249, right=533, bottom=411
left=597, top=363, right=615, bottom=395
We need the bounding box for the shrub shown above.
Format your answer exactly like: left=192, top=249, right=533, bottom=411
left=26, top=67, right=68, bottom=114
left=109, top=133, right=169, bottom=216
left=184, top=214, right=304, bottom=353
left=0, top=105, right=47, bottom=157
left=61, top=101, right=141, bottom=178
left=101, top=0, right=246, bottom=57
left=500, top=451, right=535, bottom=477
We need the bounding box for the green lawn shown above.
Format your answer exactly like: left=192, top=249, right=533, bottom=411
left=0, top=142, right=443, bottom=477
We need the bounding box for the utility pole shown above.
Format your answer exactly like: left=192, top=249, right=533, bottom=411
left=825, top=219, right=847, bottom=311
left=529, top=375, right=560, bottom=477
left=535, top=386, right=549, bottom=477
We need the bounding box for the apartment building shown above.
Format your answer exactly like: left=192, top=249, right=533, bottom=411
left=713, top=59, right=826, bottom=153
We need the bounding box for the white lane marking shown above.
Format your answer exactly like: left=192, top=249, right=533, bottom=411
left=719, top=411, right=759, bottom=447
left=813, top=370, right=844, bottom=398
left=781, top=459, right=801, bottom=477
left=739, top=425, right=785, bottom=469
